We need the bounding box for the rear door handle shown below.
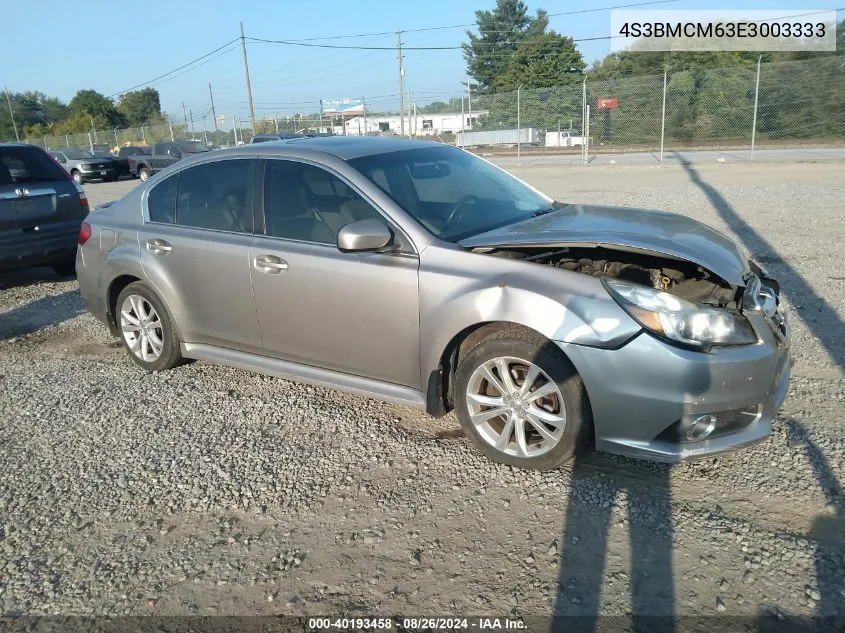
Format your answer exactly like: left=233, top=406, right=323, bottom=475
left=146, top=239, right=172, bottom=254
left=253, top=255, right=288, bottom=274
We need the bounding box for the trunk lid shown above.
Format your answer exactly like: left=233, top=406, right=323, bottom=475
left=0, top=146, right=85, bottom=231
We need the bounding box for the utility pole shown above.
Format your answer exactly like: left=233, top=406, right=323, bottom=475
left=240, top=21, right=256, bottom=135
left=397, top=31, right=404, bottom=137
left=4, top=88, right=19, bottom=142
left=462, top=81, right=473, bottom=130
left=182, top=102, right=188, bottom=135
left=189, top=108, right=195, bottom=138
left=407, top=88, right=412, bottom=136
left=208, top=83, right=218, bottom=133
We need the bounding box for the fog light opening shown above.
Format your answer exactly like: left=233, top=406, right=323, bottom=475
left=686, top=414, right=717, bottom=441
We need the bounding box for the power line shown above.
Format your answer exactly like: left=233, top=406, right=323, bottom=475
left=252, top=0, right=682, bottom=43
left=108, top=38, right=240, bottom=98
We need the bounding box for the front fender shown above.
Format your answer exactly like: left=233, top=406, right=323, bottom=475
left=418, top=247, right=642, bottom=381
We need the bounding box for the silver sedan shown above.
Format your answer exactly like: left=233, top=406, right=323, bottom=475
left=75, top=137, right=791, bottom=470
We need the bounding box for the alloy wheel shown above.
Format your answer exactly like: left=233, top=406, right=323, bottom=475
left=120, top=294, right=164, bottom=362
left=465, top=356, right=567, bottom=458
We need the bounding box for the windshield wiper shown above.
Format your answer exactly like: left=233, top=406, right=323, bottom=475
left=532, top=200, right=565, bottom=217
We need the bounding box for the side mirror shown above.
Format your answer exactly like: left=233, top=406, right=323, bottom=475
left=337, top=218, right=393, bottom=253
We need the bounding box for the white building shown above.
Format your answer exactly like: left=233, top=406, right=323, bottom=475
left=331, top=111, right=488, bottom=136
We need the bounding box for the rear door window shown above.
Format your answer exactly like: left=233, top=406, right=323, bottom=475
left=174, top=160, right=253, bottom=233
left=0, top=146, right=68, bottom=185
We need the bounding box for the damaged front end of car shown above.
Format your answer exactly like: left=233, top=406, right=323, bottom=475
left=461, top=238, right=792, bottom=461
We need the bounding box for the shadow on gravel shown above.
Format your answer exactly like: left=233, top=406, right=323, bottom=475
left=544, top=339, right=688, bottom=633
left=0, top=266, right=75, bottom=291
left=0, top=290, right=84, bottom=341
left=677, top=155, right=845, bottom=628
left=676, top=154, right=844, bottom=369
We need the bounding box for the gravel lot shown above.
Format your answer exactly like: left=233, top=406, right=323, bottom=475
left=0, top=162, right=843, bottom=625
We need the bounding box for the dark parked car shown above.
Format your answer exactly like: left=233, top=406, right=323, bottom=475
left=1, top=144, right=89, bottom=275
left=128, top=141, right=210, bottom=181
left=112, top=145, right=151, bottom=178
left=48, top=149, right=118, bottom=184
left=76, top=137, right=790, bottom=470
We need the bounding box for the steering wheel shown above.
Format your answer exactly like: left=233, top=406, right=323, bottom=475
left=444, top=194, right=479, bottom=227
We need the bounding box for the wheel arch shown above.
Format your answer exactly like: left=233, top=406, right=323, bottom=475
left=425, top=321, right=557, bottom=417
left=106, top=274, right=142, bottom=335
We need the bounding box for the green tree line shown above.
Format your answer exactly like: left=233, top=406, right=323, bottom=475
left=1, top=87, right=165, bottom=142
left=463, top=1, right=845, bottom=143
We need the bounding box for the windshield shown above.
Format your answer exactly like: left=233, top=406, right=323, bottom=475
left=176, top=141, right=208, bottom=153
left=347, top=146, right=552, bottom=241
left=64, top=150, right=93, bottom=160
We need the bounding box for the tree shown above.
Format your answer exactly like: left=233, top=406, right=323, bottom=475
left=494, top=30, right=585, bottom=90
left=69, top=89, right=125, bottom=126
left=463, top=0, right=548, bottom=92
left=117, top=88, right=162, bottom=126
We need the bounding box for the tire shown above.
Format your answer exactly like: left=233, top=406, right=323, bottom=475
left=454, top=328, right=592, bottom=470
left=51, top=260, right=76, bottom=277
left=71, top=170, right=84, bottom=185
left=138, top=168, right=151, bottom=182
left=115, top=281, right=182, bottom=372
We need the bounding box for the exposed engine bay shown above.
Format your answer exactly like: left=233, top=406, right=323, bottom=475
left=477, top=245, right=742, bottom=308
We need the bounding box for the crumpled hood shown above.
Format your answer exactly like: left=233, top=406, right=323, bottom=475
left=459, top=203, right=750, bottom=287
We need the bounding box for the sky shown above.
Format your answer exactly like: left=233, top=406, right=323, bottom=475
left=1, top=0, right=836, bottom=126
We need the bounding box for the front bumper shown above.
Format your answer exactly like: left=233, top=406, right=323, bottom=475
left=80, top=167, right=118, bottom=180
left=559, top=310, right=791, bottom=463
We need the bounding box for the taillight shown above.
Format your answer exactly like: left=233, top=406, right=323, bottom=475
left=74, top=182, right=88, bottom=208
left=79, top=222, right=92, bottom=245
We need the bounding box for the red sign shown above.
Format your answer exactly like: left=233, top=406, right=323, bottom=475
left=597, top=98, right=618, bottom=109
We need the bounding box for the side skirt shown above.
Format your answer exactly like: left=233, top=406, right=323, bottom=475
left=181, top=342, right=427, bottom=410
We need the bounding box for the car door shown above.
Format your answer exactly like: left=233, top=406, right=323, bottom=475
left=151, top=143, right=177, bottom=171
left=249, top=158, right=421, bottom=388
left=138, top=157, right=263, bottom=353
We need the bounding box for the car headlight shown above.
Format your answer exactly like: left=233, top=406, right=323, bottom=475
left=603, top=279, right=757, bottom=349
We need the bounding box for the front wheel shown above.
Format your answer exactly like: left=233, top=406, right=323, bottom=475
left=71, top=171, right=84, bottom=185
left=115, top=281, right=183, bottom=372
left=138, top=168, right=151, bottom=182
left=454, top=329, right=592, bottom=470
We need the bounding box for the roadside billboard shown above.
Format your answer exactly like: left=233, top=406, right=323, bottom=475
left=321, top=98, right=365, bottom=115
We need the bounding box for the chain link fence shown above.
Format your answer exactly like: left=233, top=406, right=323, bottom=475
left=12, top=57, right=844, bottom=160
left=461, top=56, right=844, bottom=160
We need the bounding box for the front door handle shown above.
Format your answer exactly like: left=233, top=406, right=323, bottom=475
left=253, top=255, right=288, bottom=274
left=146, top=238, right=172, bottom=255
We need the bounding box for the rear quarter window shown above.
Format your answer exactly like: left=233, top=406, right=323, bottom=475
left=0, top=146, right=68, bottom=185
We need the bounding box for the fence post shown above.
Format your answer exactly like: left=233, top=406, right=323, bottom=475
left=141, top=125, right=146, bottom=144
left=660, top=69, right=667, bottom=165
left=169, top=123, right=174, bottom=141
left=87, top=132, right=93, bottom=152
left=517, top=85, right=521, bottom=165
left=581, top=78, right=587, bottom=165
left=65, top=134, right=70, bottom=148
left=750, top=54, right=762, bottom=160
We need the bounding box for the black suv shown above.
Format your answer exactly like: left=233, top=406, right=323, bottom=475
left=0, top=144, right=89, bottom=276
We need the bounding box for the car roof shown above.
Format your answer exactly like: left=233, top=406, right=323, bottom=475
left=228, top=136, right=444, bottom=161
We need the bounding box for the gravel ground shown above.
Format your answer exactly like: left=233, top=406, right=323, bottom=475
left=0, top=163, right=843, bottom=625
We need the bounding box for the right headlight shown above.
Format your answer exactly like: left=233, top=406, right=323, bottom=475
left=603, top=279, right=758, bottom=349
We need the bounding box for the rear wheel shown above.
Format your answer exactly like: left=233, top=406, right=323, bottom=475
left=115, top=282, right=182, bottom=372
left=454, top=329, right=591, bottom=470
left=138, top=168, right=151, bottom=182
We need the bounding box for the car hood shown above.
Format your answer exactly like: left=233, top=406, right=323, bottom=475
left=459, top=203, right=750, bottom=287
